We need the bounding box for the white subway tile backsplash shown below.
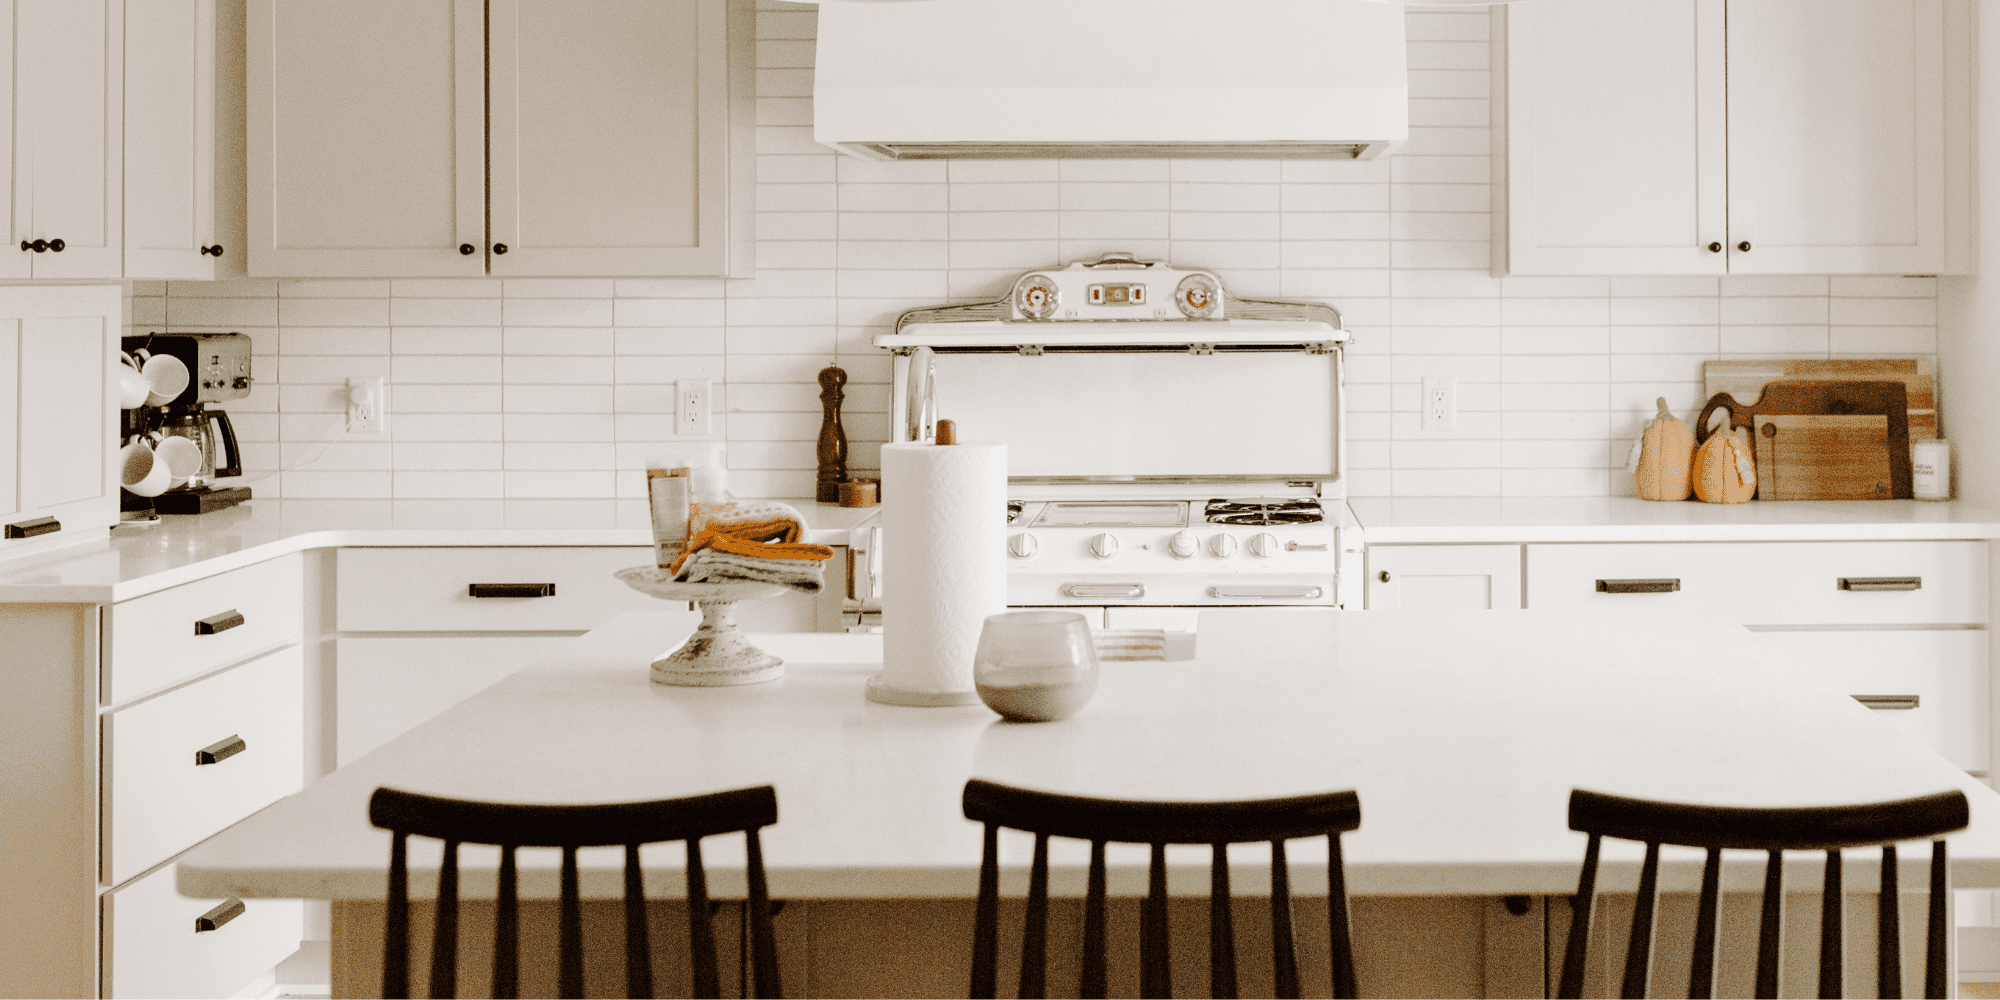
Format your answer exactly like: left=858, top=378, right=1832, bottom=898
left=392, top=297, right=505, bottom=326
left=177, top=8, right=1936, bottom=501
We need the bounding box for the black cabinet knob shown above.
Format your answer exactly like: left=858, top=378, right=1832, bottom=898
left=1377, top=570, right=1390, bottom=583
left=459, top=243, right=475, bottom=255
left=492, top=243, right=509, bottom=255
left=1737, top=241, right=1751, bottom=252
left=1707, top=242, right=1722, bottom=253
left=49, top=238, right=63, bottom=252
left=20, top=239, right=43, bottom=252
left=201, top=244, right=224, bottom=256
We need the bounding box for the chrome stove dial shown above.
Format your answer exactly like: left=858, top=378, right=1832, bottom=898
left=1168, top=530, right=1198, bottom=559
left=1175, top=273, right=1220, bottom=319
left=1248, top=533, right=1278, bottom=558
left=1014, top=273, right=1059, bottom=320
left=1208, top=534, right=1238, bottom=558
left=1090, top=533, right=1119, bottom=559
left=1008, top=533, right=1038, bottom=559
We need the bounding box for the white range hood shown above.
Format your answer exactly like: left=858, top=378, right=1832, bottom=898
left=812, top=0, right=1409, bottom=161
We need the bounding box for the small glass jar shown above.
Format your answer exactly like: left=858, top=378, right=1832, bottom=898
left=973, top=610, right=1099, bottom=722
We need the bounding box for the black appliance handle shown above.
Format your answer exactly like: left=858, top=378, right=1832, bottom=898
left=210, top=409, right=242, bottom=479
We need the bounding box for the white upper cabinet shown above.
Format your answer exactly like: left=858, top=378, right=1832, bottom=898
left=247, top=0, right=483, bottom=278
left=7, top=1, right=123, bottom=279
left=1503, top=0, right=1950, bottom=276
left=1723, top=0, right=1943, bottom=275
left=124, top=0, right=216, bottom=280
left=249, top=0, right=750, bottom=278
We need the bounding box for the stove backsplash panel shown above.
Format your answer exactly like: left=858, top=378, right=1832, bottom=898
left=130, top=4, right=1938, bottom=502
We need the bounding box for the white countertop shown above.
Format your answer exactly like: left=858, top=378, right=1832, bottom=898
left=177, top=607, right=2000, bottom=902
left=0, top=499, right=882, bottom=603
left=1350, top=497, right=2000, bottom=544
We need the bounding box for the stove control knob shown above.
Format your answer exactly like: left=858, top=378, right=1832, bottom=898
left=1008, top=533, right=1038, bottom=559
left=1249, top=533, right=1278, bottom=558
left=1090, top=533, right=1119, bottom=559
left=1208, top=534, right=1238, bottom=559
left=1168, top=531, right=1198, bottom=559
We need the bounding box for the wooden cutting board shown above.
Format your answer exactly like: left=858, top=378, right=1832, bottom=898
left=1753, top=415, right=1893, bottom=500
left=1704, top=359, right=1935, bottom=440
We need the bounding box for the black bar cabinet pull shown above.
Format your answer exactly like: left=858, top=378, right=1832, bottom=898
left=196, top=735, right=247, bottom=765
left=195, top=898, right=246, bottom=932
left=195, top=610, right=245, bottom=635
left=1853, top=695, right=1921, bottom=710
left=5, top=516, right=60, bottom=538
left=1596, top=578, right=1680, bottom=594
left=1839, top=577, right=1922, bottom=592
left=468, top=582, right=556, bottom=598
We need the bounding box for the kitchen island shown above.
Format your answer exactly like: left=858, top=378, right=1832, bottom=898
left=177, top=606, right=2000, bottom=998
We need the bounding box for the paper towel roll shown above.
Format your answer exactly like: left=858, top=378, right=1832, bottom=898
left=868, top=441, right=1008, bottom=706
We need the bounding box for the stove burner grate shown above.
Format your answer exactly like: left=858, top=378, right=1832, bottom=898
left=1203, top=498, right=1324, bottom=526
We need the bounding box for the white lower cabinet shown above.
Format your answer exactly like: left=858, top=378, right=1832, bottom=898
left=1524, top=539, right=1989, bottom=773
left=1365, top=544, right=1524, bottom=610
left=1747, top=629, right=1989, bottom=772
left=331, top=545, right=845, bottom=768
left=102, top=861, right=302, bottom=1000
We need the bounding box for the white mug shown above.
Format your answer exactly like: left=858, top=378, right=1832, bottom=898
left=154, top=435, right=204, bottom=483
left=119, top=441, right=171, bottom=497
left=118, top=365, right=150, bottom=409
left=137, top=352, right=189, bottom=407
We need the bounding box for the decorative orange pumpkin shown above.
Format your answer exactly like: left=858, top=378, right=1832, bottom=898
left=1692, top=433, right=1755, bottom=503
left=1634, top=397, right=1694, bottom=500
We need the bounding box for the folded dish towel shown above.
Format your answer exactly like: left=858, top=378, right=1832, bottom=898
left=672, top=548, right=828, bottom=592
left=668, top=500, right=833, bottom=591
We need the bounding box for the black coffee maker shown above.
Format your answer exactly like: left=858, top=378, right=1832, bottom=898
left=123, top=332, right=251, bottom=515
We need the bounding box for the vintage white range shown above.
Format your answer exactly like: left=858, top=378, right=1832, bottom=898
left=862, top=253, right=1362, bottom=630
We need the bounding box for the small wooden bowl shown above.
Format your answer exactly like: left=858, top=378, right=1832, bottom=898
left=838, top=478, right=879, bottom=507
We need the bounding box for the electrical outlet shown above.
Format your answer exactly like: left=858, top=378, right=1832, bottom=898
left=1422, top=376, right=1455, bottom=432
left=347, top=376, right=387, bottom=436
left=677, top=378, right=711, bottom=435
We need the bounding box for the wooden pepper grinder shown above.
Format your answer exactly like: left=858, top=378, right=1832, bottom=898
left=816, top=365, right=848, bottom=502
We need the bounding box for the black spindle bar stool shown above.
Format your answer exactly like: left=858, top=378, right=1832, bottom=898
left=962, top=777, right=1362, bottom=1000
left=1559, top=787, right=1968, bottom=999
left=369, top=784, right=782, bottom=999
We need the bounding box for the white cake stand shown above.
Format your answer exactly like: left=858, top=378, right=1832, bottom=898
left=615, top=567, right=788, bottom=686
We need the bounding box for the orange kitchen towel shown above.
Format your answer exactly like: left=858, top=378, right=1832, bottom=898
left=667, top=520, right=829, bottom=575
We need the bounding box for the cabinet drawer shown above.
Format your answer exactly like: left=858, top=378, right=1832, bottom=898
left=1525, top=541, right=1987, bottom=624
left=1751, top=630, right=1989, bottom=773
left=103, top=646, right=303, bottom=886
left=106, top=553, right=303, bottom=704
left=103, top=861, right=302, bottom=1000
left=337, top=546, right=666, bottom=632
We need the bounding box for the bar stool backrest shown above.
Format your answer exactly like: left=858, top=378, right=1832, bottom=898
left=1559, top=788, right=1968, bottom=999
left=368, top=784, right=781, bottom=1000
left=961, top=778, right=1363, bottom=1000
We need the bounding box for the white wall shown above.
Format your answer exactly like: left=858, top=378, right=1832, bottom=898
left=155, top=3, right=1940, bottom=502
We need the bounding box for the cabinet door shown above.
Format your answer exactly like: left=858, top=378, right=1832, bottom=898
left=124, top=0, right=214, bottom=280
left=1365, top=544, right=1523, bottom=610
left=1725, top=0, right=1944, bottom=274
left=0, top=286, right=120, bottom=558
left=246, top=0, right=484, bottom=277
left=17, top=0, right=122, bottom=279
left=488, top=0, right=730, bottom=276
left=1504, top=0, right=1725, bottom=275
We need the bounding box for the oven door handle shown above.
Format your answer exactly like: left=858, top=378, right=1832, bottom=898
left=1062, top=583, right=1145, bottom=600
left=1208, top=585, right=1324, bottom=600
